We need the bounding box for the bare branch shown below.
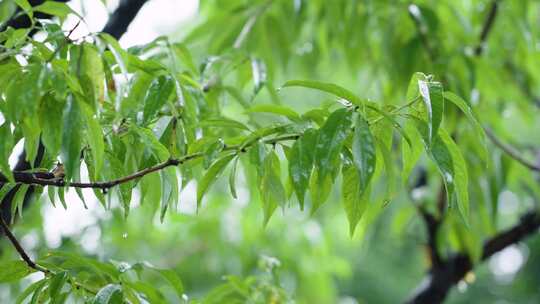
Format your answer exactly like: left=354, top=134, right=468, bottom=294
left=484, top=127, right=540, bottom=172
left=0, top=216, right=48, bottom=273
left=406, top=210, right=540, bottom=304
left=101, top=0, right=149, bottom=39
left=475, top=0, right=500, bottom=56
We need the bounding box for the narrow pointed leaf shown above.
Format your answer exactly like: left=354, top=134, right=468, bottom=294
left=440, top=129, right=470, bottom=225
left=283, top=80, right=364, bottom=106
left=342, top=165, right=370, bottom=236
left=197, top=154, right=235, bottom=209
left=289, top=128, right=317, bottom=209
left=259, top=151, right=285, bottom=225
left=352, top=114, right=376, bottom=191
left=418, top=80, right=444, bottom=144
left=315, top=108, right=352, bottom=185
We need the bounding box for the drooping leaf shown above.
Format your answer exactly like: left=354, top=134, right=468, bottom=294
left=259, top=151, right=285, bottom=225
left=309, top=167, right=333, bottom=214
left=444, top=91, right=487, bottom=163
left=288, top=128, right=317, bottom=209
left=0, top=261, right=34, bottom=283
left=160, top=166, right=179, bottom=221
left=0, top=122, right=14, bottom=181
left=39, top=94, right=65, bottom=157
left=352, top=113, right=376, bottom=192
left=203, top=138, right=225, bottom=169
left=143, top=76, right=175, bottom=124
left=92, top=284, right=123, bottom=304
left=81, top=103, right=104, bottom=180
left=283, top=80, right=364, bottom=106
left=61, top=96, right=83, bottom=182
left=401, top=120, right=424, bottom=184
left=342, top=164, right=370, bottom=236
left=417, top=79, right=444, bottom=145
left=314, top=108, right=353, bottom=185
left=229, top=156, right=239, bottom=199
left=197, top=154, right=235, bottom=209
left=79, top=43, right=105, bottom=108
left=48, top=271, right=68, bottom=301
left=440, top=129, right=470, bottom=225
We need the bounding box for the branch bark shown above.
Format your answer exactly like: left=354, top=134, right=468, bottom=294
left=406, top=210, right=540, bottom=304
left=474, top=0, right=500, bottom=56
left=3, top=134, right=300, bottom=191
left=101, top=0, right=149, bottom=40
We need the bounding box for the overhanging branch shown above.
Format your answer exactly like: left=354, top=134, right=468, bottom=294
left=406, top=210, right=540, bottom=304
left=5, top=134, right=300, bottom=191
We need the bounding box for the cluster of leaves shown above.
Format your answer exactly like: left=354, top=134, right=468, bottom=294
left=2, top=0, right=540, bottom=302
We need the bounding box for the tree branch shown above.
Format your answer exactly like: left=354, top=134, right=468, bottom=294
left=101, top=0, right=149, bottom=39
left=484, top=127, right=540, bottom=172
left=5, top=134, right=300, bottom=191
left=0, top=215, right=48, bottom=273
left=474, top=0, right=500, bottom=56
left=406, top=209, right=540, bottom=304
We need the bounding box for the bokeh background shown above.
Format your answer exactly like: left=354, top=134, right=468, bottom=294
left=2, top=0, right=540, bottom=303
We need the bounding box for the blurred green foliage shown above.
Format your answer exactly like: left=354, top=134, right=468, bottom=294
left=0, top=0, right=540, bottom=303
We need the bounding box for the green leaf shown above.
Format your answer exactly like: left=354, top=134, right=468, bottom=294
left=0, top=183, right=16, bottom=202
left=143, top=76, right=175, bottom=124
left=259, top=151, right=285, bottom=225
left=248, top=104, right=300, bottom=121
left=33, top=1, right=75, bottom=19
left=288, top=128, right=317, bottom=209
left=61, top=96, right=83, bottom=181
left=153, top=268, right=184, bottom=300
left=14, top=0, right=32, bottom=17
left=315, top=108, right=353, bottom=185
left=443, top=91, right=487, bottom=162
left=342, top=164, right=370, bottom=236
left=136, top=127, right=170, bottom=162
left=203, top=138, right=225, bottom=169
left=376, top=138, right=397, bottom=204
left=418, top=79, right=444, bottom=144
left=81, top=103, right=104, bottom=180
left=415, top=120, right=456, bottom=212
left=0, top=122, right=14, bottom=181
left=48, top=271, right=68, bottom=301
left=92, top=284, right=123, bottom=304
left=16, top=279, right=47, bottom=304
left=39, top=94, right=65, bottom=157
left=229, top=156, right=239, bottom=199
left=251, top=58, right=267, bottom=95
left=141, top=172, right=161, bottom=208
left=352, top=113, right=376, bottom=192
left=440, top=129, right=470, bottom=225
left=309, top=168, right=333, bottom=214
left=12, top=184, right=30, bottom=219
left=197, top=154, right=235, bottom=209
left=200, top=118, right=250, bottom=131
left=0, top=261, right=34, bottom=283
left=160, top=166, right=179, bottom=222
left=283, top=80, right=364, bottom=106
left=79, top=43, right=105, bottom=108
left=401, top=120, right=423, bottom=184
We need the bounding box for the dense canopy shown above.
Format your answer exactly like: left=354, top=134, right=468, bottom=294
left=0, top=0, right=540, bottom=303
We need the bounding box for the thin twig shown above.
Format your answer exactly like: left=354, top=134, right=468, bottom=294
left=484, top=127, right=540, bottom=171
left=8, top=133, right=301, bottom=191
left=475, top=0, right=500, bottom=56
left=0, top=216, right=48, bottom=273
